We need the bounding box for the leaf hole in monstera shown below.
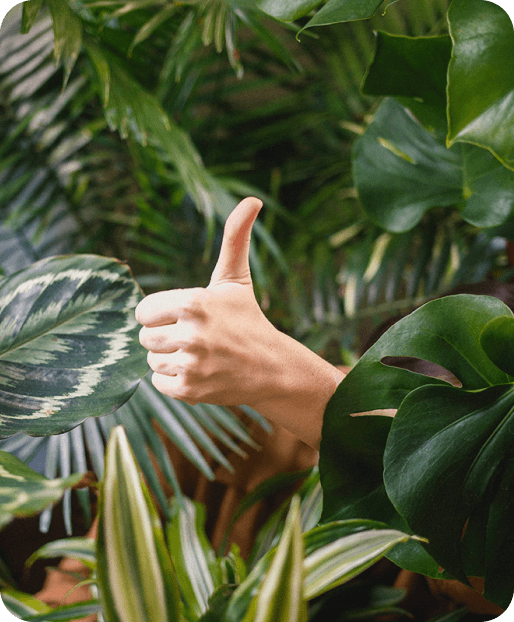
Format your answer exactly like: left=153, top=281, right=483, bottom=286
left=380, top=356, right=462, bottom=388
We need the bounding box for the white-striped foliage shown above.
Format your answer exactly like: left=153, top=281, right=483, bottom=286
left=0, top=254, right=147, bottom=437
left=0, top=449, right=83, bottom=529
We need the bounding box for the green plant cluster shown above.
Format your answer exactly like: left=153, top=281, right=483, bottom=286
left=0, top=0, right=513, bottom=619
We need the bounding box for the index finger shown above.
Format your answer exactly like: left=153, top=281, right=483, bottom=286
left=135, top=288, right=201, bottom=327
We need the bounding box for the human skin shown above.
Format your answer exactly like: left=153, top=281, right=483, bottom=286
left=135, top=197, right=346, bottom=450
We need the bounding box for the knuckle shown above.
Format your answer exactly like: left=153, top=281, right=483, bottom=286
left=183, top=288, right=207, bottom=318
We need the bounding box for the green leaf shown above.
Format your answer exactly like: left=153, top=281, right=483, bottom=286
left=459, top=143, right=514, bottom=227
left=480, top=315, right=514, bottom=376
left=1, top=589, right=51, bottom=618
left=303, top=522, right=412, bottom=599
left=384, top=383, right=514, bottom=608
left=197, top=585, right=238, bottom=622
left=96, top=426, right=181, bottom=622
left=362, top=32, right=451, bottom=136
left=447, top=0, right=514, bottom=171
left=353, top=98, right=462, bottom=232
left=0, top=255, right=148, bottom=438
left=25, top=599, right=101, bottom=621
left=319, top=294, right=513, bottom=523
left=46, top=0, right=83, bottom=90
left=301, top=0, right=384, bottom=31
left=242, top=496, right=307, bottom=622
left=253, top=0, right=324, bottom=22
left=26, top=537, right=96, bottom=570
left=21, top=0, right=45, bottom=34
left=166, top=497, right=220, bottom=620
left=353, top=98, right=514, bottom=231
left=226, top=518, right=412, bottom=621
left=0, top=450, right=83, bottom=529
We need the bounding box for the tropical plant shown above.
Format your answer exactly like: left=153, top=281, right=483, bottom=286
left=1, top=425, right=418, bottom=622
left=0, top=0, right=513, bottom=618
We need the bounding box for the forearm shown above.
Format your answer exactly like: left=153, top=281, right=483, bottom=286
left=249, top=330, right=346, bottom=450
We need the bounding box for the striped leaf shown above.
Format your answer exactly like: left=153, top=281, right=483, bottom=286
left=242, top=496, right=307, bottom=622
left=1, top=589, right=51, bottom=619
left=166, top=496, right=221, bottom=620
left=96, top=426, right=181, bottom=622
left=0, top=449, right=84, bottom=529
left=0, top=255, right=148, bottom=438
left=26, top=537, right=96, bottom=571
left=226, top=517, right=414, bottom=621
left=302, top=523, right=413, bottom=599
left=25, top=599, right=102, bottom=621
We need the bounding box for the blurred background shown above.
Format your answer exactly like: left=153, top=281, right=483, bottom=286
left=3, top=0, right=507, bottom=368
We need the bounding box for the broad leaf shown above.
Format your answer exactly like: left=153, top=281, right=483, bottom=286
left=480, top=315, right=514, bottom=376
left=362, top=32, right=451, bottom=136
left=301, top=0, right=384, bottom=31
left=253, top=0, right=323, bottom=22
left=319, top=294, right=512, bottom=522
left=0, top=255, right=148, bottom=438
left=353, top=98, right=514, bottom=231
left=0, top=449, right=84, bottom=529
left=320, top=294, right=514, bottom=607
left=97, top=426, right=181, bottom=622
left=447, top=0, right=514, bottom=171
left=384, top=384, right=514, bottom=608
left=353, top=98, right=462, bottom=232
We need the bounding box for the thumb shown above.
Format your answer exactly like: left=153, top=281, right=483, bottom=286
left=209, top=197, right=263, bottom=286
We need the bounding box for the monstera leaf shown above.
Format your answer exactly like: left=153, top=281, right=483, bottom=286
left=353, top=98, right=514, bottom=231
left=447, top=0, right=514, bottom=171
left=0, top=255, right=147, bottom=438
left=319, top=294, right=514, bottom=608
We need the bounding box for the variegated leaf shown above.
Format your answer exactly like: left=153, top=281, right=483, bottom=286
left=97, top=426, right=181, bottom=622
left=26, top=537, right=96, bottom=571
left=242, top=496, right=307, bottom=622
left=0, top=255, right=148, bottom=438
left=1, top=589, right=51, bottom=619
left=0, top=450, right=84, bottom=529
left=166, top=496, right=221, bottom=619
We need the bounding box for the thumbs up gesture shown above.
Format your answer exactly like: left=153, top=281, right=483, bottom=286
left=136, top=198, right=279, bottom=406
left=135, top=197, right=345, bottom=449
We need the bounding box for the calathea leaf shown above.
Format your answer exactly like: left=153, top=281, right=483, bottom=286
left=447, top=0, right=514, bottom=171
left=0, top=255, right=148, bottom=438
left=384, top=383, right=514, bottom=609
left=0, top=450, right=84, bottom=529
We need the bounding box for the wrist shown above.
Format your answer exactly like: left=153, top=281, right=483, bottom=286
left=248, top=328, right=345, bottom=450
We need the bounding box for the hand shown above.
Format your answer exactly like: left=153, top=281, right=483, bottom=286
left=135, top=197, right=345, bottom=449
left=136, top=197, right=282, bottom=407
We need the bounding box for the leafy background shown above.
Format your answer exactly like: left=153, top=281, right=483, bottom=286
left=0, top=0, right=513, bottom=614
